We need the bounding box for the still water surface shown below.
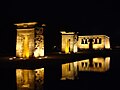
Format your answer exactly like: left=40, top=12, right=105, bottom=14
left=16, top=51, right=120, bottom=90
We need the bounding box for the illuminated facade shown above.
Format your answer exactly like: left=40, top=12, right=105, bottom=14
left=15, top=22, right=46, bottom=58
left=78, top=35, right=110, bottom=50
left=61, top=57, right=110, bottom=80
left=61, top=31, right=110, bottom=52
left=60, top=31, right=78, bottom=53
left=61, top=31, right=110, bottom=53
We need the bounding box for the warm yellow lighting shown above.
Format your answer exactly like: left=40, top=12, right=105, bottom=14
left=16, top=28, right=35, bottom=31
left=92, top=58, right=105, bottom=72
left=14, top=22, right=37, bottom=27
left=73, top=44, right=77, bottom=53
left=105, top=37, right=110, bottom=49
left=77, top=57, right=110, bottom=72
left=61, top=31, right=76, bottom=53
left=61, top=62, right=77, bottom=80
left=23, top=35, right=29, bottom=58
left=20, top=57, right=23, bottom=59
left=42, top=24, right=46, bottom=26
left=16, top=69, right=35, bottom=90
left=78, top=35, right=110, bottom=50
left=40, top=47, right=44, bottom=56
left=59, top=52, right=62, bottom=54
left=34, top=48, right=40, bottom=58
left=44, top=56, right=48, bottom=58
left=34, top=68, right=44, bottom=81
left=78, top=59, right=90, bottom=71
left=38, top=57, right=42, bottom=59
left=15, top=22, right=45, bottom=58
left=9, top=57, right=13, bottom=60
left=105, top=57, right=110, bottom=70
left=61, top=57, right=110, bottom=80
left=13, top=57, right=16, bottom=59
left=23, top=70, right=29, bottom=86
left=60, top=31, right=75, bottom=34
left=34, top=47, right=44, bottom=58
left=16, top=29, right=34, bottom=58
left=65, top=39, right=70, bottom=54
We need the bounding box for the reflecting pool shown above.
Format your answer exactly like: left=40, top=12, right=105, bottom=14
left=16, top=68, right=44, bottom=90
left=61, top=57, right=110, bottom=80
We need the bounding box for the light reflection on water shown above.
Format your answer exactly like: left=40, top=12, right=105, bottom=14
left=15, top=57, right=110, bottom=89
left=16, top=68, right=44, bottom=90
left=61, top=57, right=110, bottom=80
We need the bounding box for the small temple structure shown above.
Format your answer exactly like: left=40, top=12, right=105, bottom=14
left=60, top=31, right=110, bottom=53
left=60, top=31, right=78, bottom=53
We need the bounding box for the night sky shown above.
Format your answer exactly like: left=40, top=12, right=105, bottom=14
left=0, top=0, right=119, bottom=56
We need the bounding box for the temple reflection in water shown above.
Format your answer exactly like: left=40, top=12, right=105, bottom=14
left=15, top=57, right=110, bottom=89
left=61, top=57, right=110, bottom=80
left=16, top=68, right=44, bottom=90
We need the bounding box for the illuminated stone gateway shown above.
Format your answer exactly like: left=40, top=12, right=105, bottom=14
left=15, top=22, right=46, bottom=58
left=60, top=31, right=78, bottom=53
left=61, top=31, right=110, bottom=53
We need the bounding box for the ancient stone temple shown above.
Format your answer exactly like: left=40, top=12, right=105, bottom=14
left=14, top=22, right=46, bottom=58
left=78, top=35, right=110, bottom=50
left=60, top=31, right=78, bottom=53
left=61, top=31, right=110, bottom=53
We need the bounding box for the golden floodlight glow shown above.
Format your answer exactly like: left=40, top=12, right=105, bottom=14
left=15, top=22, right=45, bottom=58
left=105, top=36, right=110, bottom=49
left=40, top=47, right=44, bottom=56
left=42, top=24, right=46, bottom=26
left=105, top=57, right=110, bottom=70
left=78, top=35, right=110, bottom=50
left=65, top=39, right=70, bottom=54
left=34, top=47, right=44, bottom=58
left=73, top=44, right=77, bottom=53
left=9, top=57, right=13, bottom=60
left=61, top=62, right=78, bottom=80
left=60, top=31, right=75, bottom=34
left=61, top=31, right=78, bottom=53
left=34, top=68, right=44, bottom=80
left=34, top=47, right=40, bottom=58
left=61, top=57, right=110, bottom=80
left=14, top=22, right=38, bottom=26
left=16, top=28, right=34, bottom=58
left=78, top=57, right=110, bottom=72
left=16, top=69, right=35, bottom=90
left=23, top=35, right=29, bottom=58
left=78, top=59, right=90, bottom=71
left=16, top=68, right=44, bottom=90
